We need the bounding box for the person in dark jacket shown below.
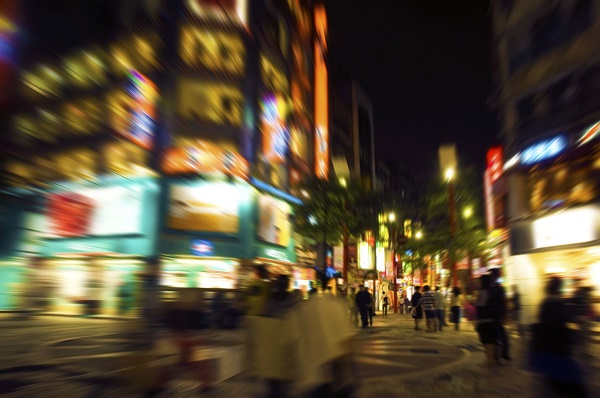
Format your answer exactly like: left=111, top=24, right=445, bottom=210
left=411, top=286, right=423, bottom=331
left=355, top=286, right=370, bottom=328
left=489, top=268, right=510, bottom=361
left=531, top=277, right=587, bottom=398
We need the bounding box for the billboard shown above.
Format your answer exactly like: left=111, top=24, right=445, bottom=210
left=45, top=185, right=146, bottom=238
left=168, top=182, right=240, bottom=233
left=163, top=140, right=249, bottom=179
left=257, top=194, right=291, bottom=246
left=261, top=94, right=289, bottom=163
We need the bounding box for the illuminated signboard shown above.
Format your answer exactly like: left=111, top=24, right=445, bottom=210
left=486, top=147, right=503, bottom=184
left=163, top=140, right=249, bottom=179
left=168, top=182, right=240, bottom=233
left=191, top=239, right=214, bottom=256
left=186, top=0, right=247, bottom=26
left=376, top=247, right=386, bottom=272
left=314, top=5, right=329, bottom=179
left=125, top=70, right=158, bottom=150
left=533, top=205, right=600, bottom=249
left=577, top=121, right=600, bottom=147
left=520, top=135, right=567, bottom=166
left=257, top=194, right=291, bottom=246
left=484, top=170, right=495, bottom=232
left=358, top=241, right=371, bottom=270
left=261, top=94, right=289, bottom=163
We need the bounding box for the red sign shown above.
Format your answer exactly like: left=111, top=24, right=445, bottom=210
left=46, top=193, right=94, bottom=237
left=486, top=147, right=503, bottom=184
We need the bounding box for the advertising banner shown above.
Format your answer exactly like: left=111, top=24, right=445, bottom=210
left=168, top=182, right=240, bottom=233
left=257, top=194, right=291, bottom=246
left=333, top=245, right=343, bottom=271
left=45, top=185, right=145, bottom=238
left=358, top=241, right=371, bottom=270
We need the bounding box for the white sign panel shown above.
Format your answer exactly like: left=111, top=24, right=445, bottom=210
left=533, top=206, right=600, bottom=249
left=90, top=186, right=144, bottom=236
left=358, top=242, right=371, bottom=270
left=376, top=247, right=386, bottom=272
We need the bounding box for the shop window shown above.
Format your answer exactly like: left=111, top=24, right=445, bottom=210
left=54, top=149, right=97, bottom=181
left=261, top=55, right=288, bottom=93
left=62, top=98, right=102, bottom=136
left=64, top=49, right=107, bottom=89
left=180, top=26, right=244, bottom=74
left=21, top=65, right=64, bottom=99
left=111, top=33, right=161, bottom=75
left=104, top=140, right=151, bottom=177
left=177, top=79, right=243, bottom=126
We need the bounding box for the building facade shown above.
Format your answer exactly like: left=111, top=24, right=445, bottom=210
left=0, top=0, right=325, bottom=314
left=490, top=0, right=600, bottom=323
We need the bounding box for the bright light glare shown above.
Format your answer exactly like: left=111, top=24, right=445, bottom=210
left=308, top=215, right=318, bottom=225
left=415, top=231, right=423, bottom=239
left=444, top=168, right=455, bottom=181
left=339, top=177, right=347, bottom=187
left=463, top=207, right=473, bottom=218
left=389, top=213, right=396, bottom=222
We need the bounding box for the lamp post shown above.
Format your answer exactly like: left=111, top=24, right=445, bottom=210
left=445, top=167, right=458, bottom=287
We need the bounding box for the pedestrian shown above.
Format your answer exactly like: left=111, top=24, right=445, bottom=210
left=529, top=277, right=587, bottom=397
left=347, top=287, right=358, bottom=327
left=366, top=288, right=375, bottom=326
left=355, top=286, right=370, bottom=328
left=475, top=274, right=497, bottom=367
left=511, top=285, right=524, bottom=337
left=489, top=268, right=510, bottom=361
left=570, top=283, right=594, bottom=361
left=411, top=286, right=423, bottom=331
left=381, top=292, right=388, bottom=317
left=421, top=285, right=437, bottom=333
left=434, top=286, right=446, bottom=331
left=404, top=296, right=410, bottom=315
left=449, top=286, right=463, bottom=331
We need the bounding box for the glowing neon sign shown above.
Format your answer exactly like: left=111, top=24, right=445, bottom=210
left=261, top=94, right=289, bottom=162
left=124, top=70, right=158, bottom=150
left=520, top=135, right=567, bottom=166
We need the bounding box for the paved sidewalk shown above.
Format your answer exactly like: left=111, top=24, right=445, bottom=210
left=206, top=313, right=600, bottom=398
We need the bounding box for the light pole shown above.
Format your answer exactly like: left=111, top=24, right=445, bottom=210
left=340, top=177, right=349, bottom=287
left=445, top=167, right=458, bottom=287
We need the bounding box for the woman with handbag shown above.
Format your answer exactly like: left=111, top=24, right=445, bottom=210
left=411, top=286, right=423, bottom=331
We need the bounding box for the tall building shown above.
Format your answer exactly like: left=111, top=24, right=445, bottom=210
left=490, top=1, right=600, bottom=322
left=0, top=0, right=326, bottom=313
left=329, top=66, right=376, bottom=189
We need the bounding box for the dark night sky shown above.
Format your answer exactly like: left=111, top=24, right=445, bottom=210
left=327, top=0, right=497, bottom=178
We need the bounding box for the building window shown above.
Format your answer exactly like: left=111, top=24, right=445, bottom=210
left=177, top=79, right=244, bottom=126
left=261, top=55, right=288, bottom=93
left=21, top=65, right=64, bottom=99
left=111, top=33, right=161, bottom=75
left=180, top=26, right=245, bottom=74
left=64, top=49, right=107, bottom=89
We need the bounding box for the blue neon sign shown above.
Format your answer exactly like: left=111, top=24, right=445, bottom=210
left=520, top=135, right=567, bottom=166
left=191, top=240, right=214, bottom=256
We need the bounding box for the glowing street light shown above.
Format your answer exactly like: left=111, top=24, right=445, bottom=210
left=389, top=212, right=396, bottom=222
left=463, top=207, right=473, bottom=219
left=444, top=167, right=455, bottom=181
left=415, top=231, right=423, bottom=240
left=339, top=177, right=347, bottom=187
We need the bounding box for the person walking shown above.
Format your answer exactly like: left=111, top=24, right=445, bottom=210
left=355, top=286, right=370, bottom=329
left=475, top=274, right=497, bottom=367
left=421, top=285, right=437, bottom=333
left=347, top=287, right=358, bottom=327
left=366, top=288, right=375, bottom=326
left=434, top=286, right=446, bottom=331
left=411, top=286, right=423, bottom=330
left=511, top=285, right=524, bottom=337
left=381, top=292, right=388, bottom=317
left=450, top=286, right=463, bottom=331
left=489, top=268, right=510, bottom=361
left=529, top=277, right=587, bottom=397
left=404, top=296, right=410, bottom=315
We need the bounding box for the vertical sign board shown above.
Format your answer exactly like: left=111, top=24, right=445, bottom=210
left=314, top=5, right=329, bottom=179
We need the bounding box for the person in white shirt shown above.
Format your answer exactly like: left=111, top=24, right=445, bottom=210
left=434, top=287, right=446, bottom=332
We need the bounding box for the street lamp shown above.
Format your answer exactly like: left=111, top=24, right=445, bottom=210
left=444, top=167, right=455, bottom=182
left=415, top=230, right=423, bottom=240
left=463, top=206, right=473, bottom=219
left=389, top=212, right=396, bottom=222
left=339, top=177, right=347, bottom=188
left=445, top=167, right=457, bottom=287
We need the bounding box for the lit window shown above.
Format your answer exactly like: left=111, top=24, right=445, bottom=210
left=180, top=26, right=245, bottom=74
left=177, top=79, right=244, bottom=126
